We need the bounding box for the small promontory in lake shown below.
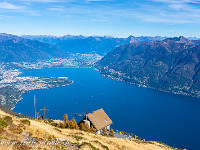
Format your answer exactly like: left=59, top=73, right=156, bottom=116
left=95, top=36, right=200, bottom=98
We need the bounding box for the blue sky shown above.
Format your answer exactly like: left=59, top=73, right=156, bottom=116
left=0, top=0, right=200, bottom=37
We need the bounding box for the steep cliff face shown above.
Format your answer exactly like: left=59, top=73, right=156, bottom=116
left=95, top=37, right=200, bottom=97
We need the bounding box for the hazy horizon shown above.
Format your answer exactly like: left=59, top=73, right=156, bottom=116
left=1, top=32, right=200, bottom=39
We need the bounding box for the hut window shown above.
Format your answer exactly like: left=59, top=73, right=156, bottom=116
left=105, top=118, right=108, bottom=122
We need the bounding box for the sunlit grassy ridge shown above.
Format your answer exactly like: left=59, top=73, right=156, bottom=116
left=0, top=109, right=180, bottom=150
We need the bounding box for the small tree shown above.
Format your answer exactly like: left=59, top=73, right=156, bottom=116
left=68, top=118, right=77, bottom=129
left=102, top=128, right=107, bottom=136
left=60, top=122, right=67, bottom=128
left=85, top=123, right=90, bottom=131
left=76, top=124, right=80, bottom=130
left=63, top=114, right=68, bottom=122
left=89, top=126, right=97, bottom=134
left=79, top=123, right=89, bottom=132
left=66, top=121, right=70, bottom=128
left=57, top=122, right=62, bottom=128
left=109, top=129, right=114, bottom=137
left=79, top=123, right=86, bottom=131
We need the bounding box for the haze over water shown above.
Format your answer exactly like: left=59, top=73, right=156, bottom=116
left=14, top=68, right=200, bottom=150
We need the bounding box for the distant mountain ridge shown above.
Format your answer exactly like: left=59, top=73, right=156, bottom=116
left=0, top=33, right=65, bottom=62
left=22, top=35, right=165, bottom=55
left=95, top=36, right=200, bottom=98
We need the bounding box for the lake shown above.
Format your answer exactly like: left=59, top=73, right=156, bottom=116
left=14, top=68, right=200, bottom=150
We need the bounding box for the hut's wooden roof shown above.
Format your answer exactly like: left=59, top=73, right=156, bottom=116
left=87, top=108, right=113, bottom=131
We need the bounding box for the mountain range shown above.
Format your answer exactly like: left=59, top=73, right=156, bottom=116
left=22, top=35, right=165, bottom=55
left=95, top=36, right=200, bottom=98
left=0, top=33, right=200, bottom=98
left=0, top=33, right=166, bottom=62
left=0, top=33, right=65, bottom=62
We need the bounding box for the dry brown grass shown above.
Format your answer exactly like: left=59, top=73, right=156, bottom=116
left=0, top=110, right=175, bottom=150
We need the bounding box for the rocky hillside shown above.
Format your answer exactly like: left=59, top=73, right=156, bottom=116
left=0, top=107, right=177, bottom=150
left=95, top=36, right=200, bottom=98
left=0, top=33, right=65, bottom=62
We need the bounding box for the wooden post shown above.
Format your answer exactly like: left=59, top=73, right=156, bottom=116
left=40, top=106, right=49, bottom=119
left=37, top=112, right=39, bottom=120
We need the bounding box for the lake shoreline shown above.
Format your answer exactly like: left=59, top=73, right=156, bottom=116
left=13, top=67, right=200, bottom=150
left=94, top=67, right=200, bottom=99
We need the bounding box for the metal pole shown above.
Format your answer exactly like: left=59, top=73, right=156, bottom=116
left=34, top=95, right=36, bottom=119
left=44, top=106, right=45, bottom=119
